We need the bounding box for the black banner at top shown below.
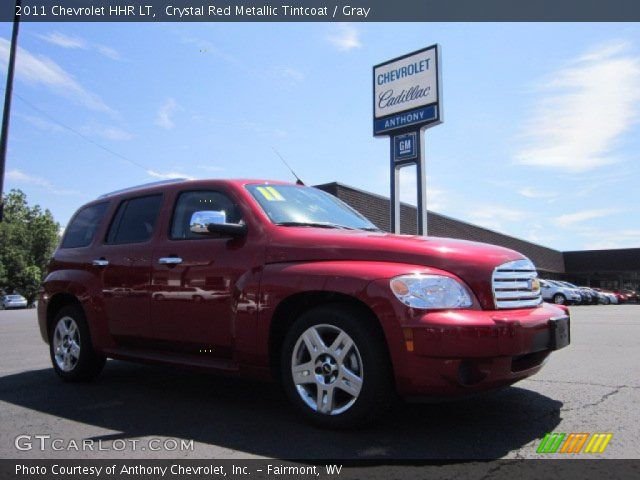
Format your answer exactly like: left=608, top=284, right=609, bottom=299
left=3, top=0, right=640, bottom=22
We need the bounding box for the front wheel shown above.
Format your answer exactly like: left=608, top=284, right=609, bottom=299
left=281, top=305, right=394, bottom=429
left=553, top=293, right=566, bottom=305
left=50, top=306, right=105, bottom=382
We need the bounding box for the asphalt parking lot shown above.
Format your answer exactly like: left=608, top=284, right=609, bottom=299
left=0, top=306, right=638, bottom=460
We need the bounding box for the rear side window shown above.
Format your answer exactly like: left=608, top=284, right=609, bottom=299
left=106, top=194, right=163, bottom=245
left=61, top=202, right=110, bottom=248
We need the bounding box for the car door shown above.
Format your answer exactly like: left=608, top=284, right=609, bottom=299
left=149, top=188, right=254, bottom=359
left=93, top=194, right=164, bottom=346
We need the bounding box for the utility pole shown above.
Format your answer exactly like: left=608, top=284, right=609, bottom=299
left=0, top=0, right=21, bottom=222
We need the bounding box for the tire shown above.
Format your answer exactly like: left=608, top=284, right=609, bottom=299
left=49, top=305, right=105, bottom=382
left=281, top=304, right=394, bottom=429
left=553, top=293, right=566, bottom=305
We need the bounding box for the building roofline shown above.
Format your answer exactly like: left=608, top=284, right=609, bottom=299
left=564, top=247, right=640, bottom=254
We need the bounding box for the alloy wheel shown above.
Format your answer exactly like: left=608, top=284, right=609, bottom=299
left=291, top=324, right=363, bottom=415
left=53, top=316, right=81, bottom=372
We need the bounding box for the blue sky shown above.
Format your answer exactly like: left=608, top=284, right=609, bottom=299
left=1, top=22, right=639, bottom=251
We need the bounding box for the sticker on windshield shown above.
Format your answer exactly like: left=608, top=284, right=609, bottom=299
left=257, top=186, right=285, bottom=201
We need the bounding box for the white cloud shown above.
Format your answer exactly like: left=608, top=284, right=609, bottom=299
left=38, top=31, right=121, bottom=60
left=146, top=169, right=194, bottom=180
left=155, top=98, right=179, bottom=129
left=6, top=169, right=51, bottom=187
left=581, top=229, right=640, bottom=249
left=517, top=186, right=558, bottom=199
left=0, top=37, right=113, bottom=114
left=16, top=113, right=65, bottom=134
left=6, top=169, right=77, bottom=195
left=553, top=208, right=619, bottom=227
left=468, top=205, right=527, bottom=231
left=95, top=45, right=121, bottom=61
left=326, top=24, right=361, bottom=51
left=37, top=32, right=86, bottom=49
left=515, top=40, right=640, bottom=172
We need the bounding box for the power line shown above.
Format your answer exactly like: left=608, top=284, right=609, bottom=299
left=10, top=92, right=152, bottom=174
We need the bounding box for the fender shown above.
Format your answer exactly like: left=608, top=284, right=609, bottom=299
left=38, top=269, right=111, bottom=351
left=255, top=259, right=473, bottom=375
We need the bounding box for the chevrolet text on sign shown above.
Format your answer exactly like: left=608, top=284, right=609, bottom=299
left=373, top=44, right=441, bottom=135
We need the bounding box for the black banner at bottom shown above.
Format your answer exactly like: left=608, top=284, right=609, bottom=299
left=2, top=459, right=639, bottom=480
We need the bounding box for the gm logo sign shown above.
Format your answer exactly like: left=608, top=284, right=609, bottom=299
left=393, top=132, right=418, bottom=163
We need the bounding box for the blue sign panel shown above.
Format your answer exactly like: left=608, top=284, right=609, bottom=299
left=393, top=132, right=418, bottom=163
left=374, top=105, right=437, bottom=135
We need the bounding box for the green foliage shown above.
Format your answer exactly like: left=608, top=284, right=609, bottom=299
left=0, top=189, right=60, bottom=303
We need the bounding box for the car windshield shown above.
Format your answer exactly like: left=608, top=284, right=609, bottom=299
left=7, top=295, right=23, bottom=300
left=246, top=184, right=379, bottom=231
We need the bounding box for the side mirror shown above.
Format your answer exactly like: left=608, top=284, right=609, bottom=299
left=206, top=222, right=247, bottom=237
left=189, top=210, right=247, bottom=237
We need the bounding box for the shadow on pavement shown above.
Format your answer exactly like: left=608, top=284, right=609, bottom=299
left=0, top=361, right=563, bottom=459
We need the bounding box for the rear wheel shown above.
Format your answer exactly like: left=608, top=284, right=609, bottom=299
left=50, top=305, right=105, bottom=382
left=281, top=305, right=394, bottom=429
left=553, top=293, right=566, bottom=305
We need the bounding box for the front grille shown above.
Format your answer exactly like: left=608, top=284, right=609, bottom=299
left=492, top=259, right=542, bottom=309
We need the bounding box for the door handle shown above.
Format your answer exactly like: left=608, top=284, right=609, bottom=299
left=158, top=257, right=183, bottom=265
left=92, top=258, right=109, bottom=267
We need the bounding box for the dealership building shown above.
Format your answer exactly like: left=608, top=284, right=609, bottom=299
left=316, top=182, right=640, bottom=292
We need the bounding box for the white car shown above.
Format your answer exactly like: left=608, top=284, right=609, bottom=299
left=1, top=294, right=28, bottom=309
left=540, top=280, right=581, bottom=305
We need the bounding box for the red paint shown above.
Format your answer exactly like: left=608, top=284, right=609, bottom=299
left=38, top=179, right=569, bottom=397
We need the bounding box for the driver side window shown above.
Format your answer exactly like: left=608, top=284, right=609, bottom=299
left=170, top=190, right=242, bottom=240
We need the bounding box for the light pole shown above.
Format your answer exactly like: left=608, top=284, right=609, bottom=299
left=0, top=0, right=21, bottom=222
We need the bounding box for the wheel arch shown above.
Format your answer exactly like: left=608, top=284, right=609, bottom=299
left=267, top=291, right=391, bottom=383
left=46, top=293, right=83, bottom=340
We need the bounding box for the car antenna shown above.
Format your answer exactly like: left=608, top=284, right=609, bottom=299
left=272, top=146, right=304, bottom=185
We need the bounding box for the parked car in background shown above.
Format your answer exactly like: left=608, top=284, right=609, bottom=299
left=540, top=279, right=581, bottom=305
left=37, top=178, right=571, bottom=428
left=556, top=281, right=593, bottom=305
left=1, top=294, right=28, bottom=309
left=582, top=287, right=608, bottom=305
left=591, top=288, right=618, bottom=305
left=622, top=289, right=639, bottom=303
left=577, top=287, right=599, bottom=305
left=612, top=291, right=629, bottom=304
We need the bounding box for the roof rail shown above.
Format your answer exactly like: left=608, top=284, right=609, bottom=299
left=98, top=178, right=188, bottom=198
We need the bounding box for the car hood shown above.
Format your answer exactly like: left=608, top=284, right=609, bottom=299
left=266, top=228, right=528, bottom=309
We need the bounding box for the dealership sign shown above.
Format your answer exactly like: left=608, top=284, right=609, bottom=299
left=373, top=44, right=443, bottom=236
left=373, top=44, right=441, bottom=135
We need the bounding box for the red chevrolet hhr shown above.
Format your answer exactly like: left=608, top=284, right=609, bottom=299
left=38, top=179, right=570, bottom=428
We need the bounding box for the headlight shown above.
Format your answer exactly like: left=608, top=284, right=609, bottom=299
left=389, top=274, right=473, bottom=309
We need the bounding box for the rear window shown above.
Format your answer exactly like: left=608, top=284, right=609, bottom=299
left=106, top=194, right=163, bottom=245
left=61, top=202, right=110, bottom=248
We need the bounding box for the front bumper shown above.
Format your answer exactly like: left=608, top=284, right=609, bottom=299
left=380, top=301, right=570, bottom=397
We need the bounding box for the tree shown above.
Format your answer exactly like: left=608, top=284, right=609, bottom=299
left=0, top=189, right=60, bottom=304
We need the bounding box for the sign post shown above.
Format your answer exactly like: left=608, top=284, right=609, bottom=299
left=373, top=44, right=442, bottom=235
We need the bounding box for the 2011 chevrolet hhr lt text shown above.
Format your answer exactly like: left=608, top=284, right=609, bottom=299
left=38, top=179, right=570, bottom=428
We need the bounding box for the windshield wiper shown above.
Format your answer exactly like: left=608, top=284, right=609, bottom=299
left=275, top=221, right=355, bottom=230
